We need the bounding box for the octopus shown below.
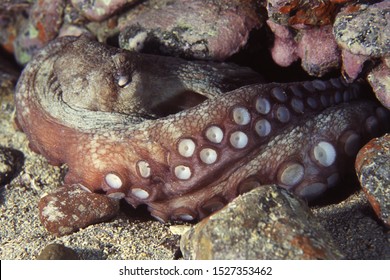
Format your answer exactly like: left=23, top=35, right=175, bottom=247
left=14, top=35, right=390, bottom=235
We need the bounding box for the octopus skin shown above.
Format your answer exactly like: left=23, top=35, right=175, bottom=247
left=15, top=36, right=390, bottom=231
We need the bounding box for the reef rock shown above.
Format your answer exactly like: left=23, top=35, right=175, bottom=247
left=118, top=0, right=264, bottom=60
left=356, top=133, right=390, bottom=228
left=180, top=185, right=343, bottom=260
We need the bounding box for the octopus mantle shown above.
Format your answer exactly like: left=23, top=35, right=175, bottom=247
left=15, top=36, right=389, bottom=231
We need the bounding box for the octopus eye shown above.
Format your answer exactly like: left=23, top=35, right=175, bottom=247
left=117, top=75, right=132, bottom=88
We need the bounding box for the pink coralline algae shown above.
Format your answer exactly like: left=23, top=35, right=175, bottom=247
left=267, top=21, right=340, bottom=76
left=264, top=0, right=353, bottom=77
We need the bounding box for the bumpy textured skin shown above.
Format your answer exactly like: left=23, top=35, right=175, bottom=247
left=15, top=36, right=389, bottom=226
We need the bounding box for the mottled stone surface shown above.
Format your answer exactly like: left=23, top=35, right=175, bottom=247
left=355, top=133, right=390, bottom=228
left=118, top=0, right=264, bottom=60
left=36, top=243, right=79, bottom=260
left=266, top=0, right=345, bottom=26
left=267, top=21, right=340, bottom=76
left=296, top=25, right=340, bottom=76
left=367, top=62, right=390, bottom=110
left=70, top=0, right=139, bottom=22
left=333, top=2, right=390, bottom=57
left=0, top=1, right=31, bottom=53
left=180, top=185, right=343, bottom=260
left=13, top=0, right=65, bottom=65
left=39, top=184, right=120, bottom=236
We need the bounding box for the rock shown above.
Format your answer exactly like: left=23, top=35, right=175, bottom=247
left=38, top=184, right=120, bottom=236
left=36, top=243, right=79, bottom=260
left=333, top=2, right=390, bottom=83
left=118, top=0, right=264, bottom=60
left=266, top=0, right=344, bottom=26
left=296, top=25, right=340, bottom=77
left=355, top=133, right=390, bottom=228
left=180, top=185, right=343, bottom=260
left=70, top=0, right=140, bottom=22
left=333, top=2, right=390, bottom=58
left=267, top=21, right=340, bottom=77
left=13, top=0, right=65, bottom=65
left=367, top=62, right=390, bottom=110
left=266, top=20, right=299, bottom=67
left=0, top=146, right=24, bottom=186
left=0, top=1, right=31, bottom=54
left=340, top=50, right=368, bottom=81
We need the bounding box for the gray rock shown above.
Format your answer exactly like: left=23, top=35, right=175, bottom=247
left=13, top=0, right=65, bottom=65
left=36, top=243, right=79, bottom=260
left=118, top=0, right=264, bottom=60
left=70, top=0, right=140, bottom=22
left=180, top=185, right=343, bottom=259
left=333, top=2, right=390, bottom=57
left=356, top=133, right=390, bottom=228
left=367, top=62, right=390, bottom=110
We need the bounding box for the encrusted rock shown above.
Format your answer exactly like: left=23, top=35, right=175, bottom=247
left=267, top=21, right=340, bottom=77
left=180, top=185, right=343, bottom=260
left=267, top=0, right=346, bottom=26
left=70, top=0, right=139, bottom=22
left=0, top=1, right=32, bottom=53
left=333, top=2, right=390, bottom=57
left=119, top=0, right=264, bottom=60
left=367, top=62, right=390, bottom=110
left=13, top=0, right=65, bottom=65
left=36, top=243, right=79, bottom=260
left=38, top=184, right=120, bottom=236
left=0, top=146, right=24, bottom=186
left=355, top=133, right=390, bottom=228
left=333, top=2, right=390, bottom=82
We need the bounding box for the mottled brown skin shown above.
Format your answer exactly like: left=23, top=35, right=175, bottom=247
left=15, top=36, right=390, bottom=234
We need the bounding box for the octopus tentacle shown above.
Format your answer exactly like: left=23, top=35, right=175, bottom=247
left=15, top=36, right=389, bottom=226
left=147, top=100, right=388, bottom=221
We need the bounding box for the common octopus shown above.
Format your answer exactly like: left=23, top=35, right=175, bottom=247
left=14, top=36, right=390, bottom=235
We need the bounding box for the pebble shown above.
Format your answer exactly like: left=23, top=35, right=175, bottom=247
left=38, top=184, right=120, bottom=236
left=0, top=146, right=24, bottom=187
left=36, top=243, right=79, bottom=260
left=180, top=185, right=343, bottom=260
left=355, top=133, right=390, bottom=228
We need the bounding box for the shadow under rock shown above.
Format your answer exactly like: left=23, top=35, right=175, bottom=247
left=313, top=193, right=390, bottom=259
